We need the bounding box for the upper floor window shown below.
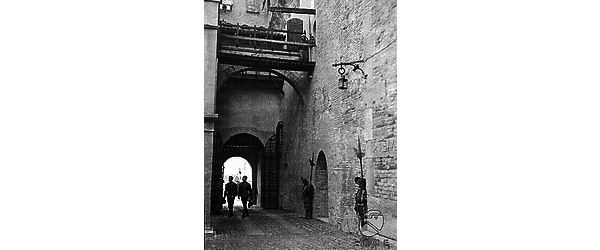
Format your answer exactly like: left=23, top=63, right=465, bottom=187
left=220, top=0, right=233, bottom=11
left=246, top=0, right=260, bottom=13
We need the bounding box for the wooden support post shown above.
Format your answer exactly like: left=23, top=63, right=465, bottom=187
left=235, top=23, right=240, bottom=47
left=254, top=25, right=256, bottom=49
left=269, top=28, right=273, bottom=51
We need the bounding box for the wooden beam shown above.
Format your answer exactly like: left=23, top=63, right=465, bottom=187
left=229, top=74, right=285, bottom=82
left=221, top=34, right=316, bottom=47
left=219, top=45, right=301, bottom=57
left=204, top=24, right=219, bottom=30
left=268, top=7, right=316, bottom=15
left=218, top=53, right=316, bottom=71
left=219, top=50, right=300, bottom=61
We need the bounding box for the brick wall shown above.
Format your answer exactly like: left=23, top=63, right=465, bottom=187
left=278, top=0, right=396, bottom=236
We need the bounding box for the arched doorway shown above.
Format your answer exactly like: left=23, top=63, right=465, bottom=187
left=211, top=133, right=263, bottom=213
left=314, top=150, right=329, bottom=218
left=222, top=156, right=253, bottom=207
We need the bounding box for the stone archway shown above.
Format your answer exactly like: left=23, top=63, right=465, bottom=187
left=217, top=65, right=305, bottom=104
left=212, top=133, right=264, bottom=211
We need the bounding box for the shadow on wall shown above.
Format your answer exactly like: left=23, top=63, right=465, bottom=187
left=279, top=192, right=292, bottom=211
left=280, top=183, right=304, bottom=212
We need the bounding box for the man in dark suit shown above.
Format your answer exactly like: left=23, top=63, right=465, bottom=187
left=224, top=176, right=238, bottom=218
left=238, top=176, right=252, bottom=218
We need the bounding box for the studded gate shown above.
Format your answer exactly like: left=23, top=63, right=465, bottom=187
left=261, top=122, right=282, bottom=209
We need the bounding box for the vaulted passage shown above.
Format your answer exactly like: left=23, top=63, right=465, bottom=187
left=211, top=133, right=263, bottom=212
left=210, top=125, right=283, bottom=212
left=215, top=70, right=285, bottom=145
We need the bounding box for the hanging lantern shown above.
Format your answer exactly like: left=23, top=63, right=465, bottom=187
left=338, top=66, right=348, bottom=90
left=333, top=60, right=367, bottom=90
left=338, top=75, right=348, bottom=90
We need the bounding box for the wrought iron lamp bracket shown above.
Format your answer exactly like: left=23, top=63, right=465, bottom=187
left=332, top=60, right=368, bottom=79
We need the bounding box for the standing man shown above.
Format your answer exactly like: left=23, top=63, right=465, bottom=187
left=238, top=176, right=252, bottom=218
left=224, top=176, right=238, bottom=218
left=301, top=177, right=315, bottom=219
left=354, top=177, right=368, bottom=226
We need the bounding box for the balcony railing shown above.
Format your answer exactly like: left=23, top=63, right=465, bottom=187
left=217, top=21, right=316, bottom=70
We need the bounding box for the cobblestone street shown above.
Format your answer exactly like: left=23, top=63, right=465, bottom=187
left=205, top=206, right=395, bottom=250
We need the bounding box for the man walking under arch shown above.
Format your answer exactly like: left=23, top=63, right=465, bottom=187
left=238, top=176, right=252, bottom=218
left=224, top=176, right=238, bottom=218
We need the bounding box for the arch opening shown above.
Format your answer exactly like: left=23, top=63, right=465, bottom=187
left=211, top=133, right=264, bottom=213
left=314, top=150, right=329, bottom=218
left=222, top=156, right=253, bottom=207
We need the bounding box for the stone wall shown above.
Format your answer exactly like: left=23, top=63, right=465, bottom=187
left=278, top=0, right=397, bottom=237
left=204, top=0, right=221, bottom=229
left=219, top=0, right=270, bottom=28
left=215, top=78, right=283, bottom=145
left=204, top=128, right=214, bottom=227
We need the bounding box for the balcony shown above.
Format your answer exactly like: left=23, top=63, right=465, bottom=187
left=217, top=20, right=316, bottom=72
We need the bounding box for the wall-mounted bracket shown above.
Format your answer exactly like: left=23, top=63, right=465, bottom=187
left=332, top=60, right=368, bottom=79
